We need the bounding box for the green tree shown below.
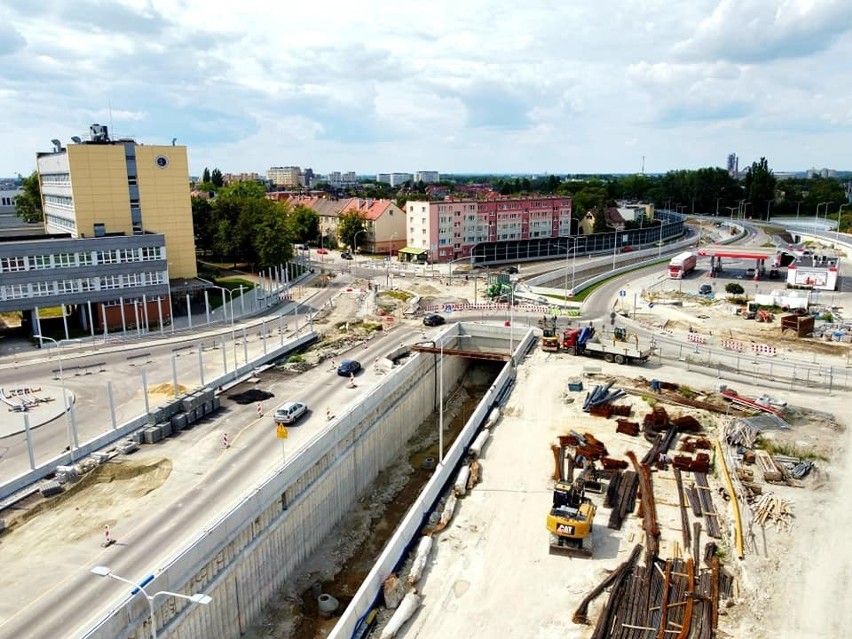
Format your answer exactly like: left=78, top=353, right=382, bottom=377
left=202, top=167, right=211, bottom=184
left=290, top=204, right=319, bottom=243
left=211, top=168, right=224, bottom=188
left=191, top=196, right=215, bottom=253
left=337, top=210, right=368, bottom=251
left=742, top=158, right=777, bottom=220
left=15, top=171, right=43, bottom=223
left=218, top=180, right=266, bottom=199
left=254, top=203, right=293, bottom=268
left=725, top=283, right=744, bottom=296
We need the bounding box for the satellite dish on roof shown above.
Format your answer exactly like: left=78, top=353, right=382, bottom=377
left=51, top=139, right=62, bottom=152
left=71, top=136, right=82, bottom=144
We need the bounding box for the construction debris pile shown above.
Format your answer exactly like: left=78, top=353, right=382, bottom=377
left=568, top=382, right=743, bottom=637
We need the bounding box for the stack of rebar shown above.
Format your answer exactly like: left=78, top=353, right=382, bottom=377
left=579, top=552, right=733, bottom=639
left=605, top=470, right=639, bottom=530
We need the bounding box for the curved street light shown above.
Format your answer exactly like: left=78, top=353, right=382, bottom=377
left=353, top=229, right=367, bottom=255
left=91, top=566, right=211, bottom=639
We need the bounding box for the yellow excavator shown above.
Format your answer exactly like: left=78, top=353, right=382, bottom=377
left=546, top=472, right=596, bottom=556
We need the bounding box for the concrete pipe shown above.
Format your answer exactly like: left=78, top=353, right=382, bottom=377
left=318, top=593, right=340, bottom=615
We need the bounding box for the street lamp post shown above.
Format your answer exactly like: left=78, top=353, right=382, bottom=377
left=91, top=566, right=212, bottom=639
left=715, top=198, right=723, bottom=216
left=815, top=201, right=830, bottom=231
left=824, top=202, right=834, bottom=229
left=564, top=237, right=580, bottom=299
left=33, top=334, right=78, bottom=459
left=612, top=228, right=620, bottom=270
left=353, top=229, right=367, bottom=256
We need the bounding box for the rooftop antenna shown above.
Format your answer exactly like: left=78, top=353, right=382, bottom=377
left=108, top=99, right=114, bottom=136
left=641, top=155, right=645, bottom=175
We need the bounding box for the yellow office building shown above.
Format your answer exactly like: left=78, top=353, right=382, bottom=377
left=38, top=124, right=197, bottom=279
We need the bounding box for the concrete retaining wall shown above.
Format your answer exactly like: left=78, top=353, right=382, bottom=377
left=82, top=326, right=510, bottom=638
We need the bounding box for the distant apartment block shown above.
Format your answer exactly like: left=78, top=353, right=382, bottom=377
left=405, top=196, right=573, bottom=262
left=324, top=171, right=358, bottom=187
left=415, top=171, right=440, bottom=184
left=0, top=185, right=20, bottom=214
left=807, top=167, right=838, bottom=179
left=376, top=173, right=413, bottom=187
left=222, top=172, right=262, bottom=185
left=726, top=153, right=739, bottom=179
left=267, top=166, right=302, bottom=188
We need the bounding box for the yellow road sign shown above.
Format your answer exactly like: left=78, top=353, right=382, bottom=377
left=276, top=424, right=288, bottom=439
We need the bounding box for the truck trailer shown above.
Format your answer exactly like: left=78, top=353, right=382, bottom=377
left=560, top=327, right=652, bottom=365
left=668, top=251, right=697, bottom=279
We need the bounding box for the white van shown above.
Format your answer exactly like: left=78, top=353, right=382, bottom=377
left=274, top=401, right=307, bottom=425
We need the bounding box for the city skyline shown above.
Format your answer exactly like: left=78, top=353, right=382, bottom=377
left=1, top=0, right=851, bottom=177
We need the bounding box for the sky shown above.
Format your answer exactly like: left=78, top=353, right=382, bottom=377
left=1, top=0, right=850, bottom=177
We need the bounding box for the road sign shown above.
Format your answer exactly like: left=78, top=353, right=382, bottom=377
left=276, top=424, right=288, bottom=439
left=619, top=290, right=627, bottom=297
left=444, top=305, right=454, bottom=313
left=648, top=302, right=655, bottom=308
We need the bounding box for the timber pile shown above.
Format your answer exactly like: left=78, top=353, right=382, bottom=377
left=753, top=493, right=794, bottom=532
left=754, top=450, right=783, bottom=482
left=643, top=405, right=669, bottom=431
left=671, top=415, right=703, bottom=432
left=578, top=551, right=734, bottom=639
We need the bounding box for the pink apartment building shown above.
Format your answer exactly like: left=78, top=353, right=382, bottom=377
left=405, top=196, right=573, bottom=262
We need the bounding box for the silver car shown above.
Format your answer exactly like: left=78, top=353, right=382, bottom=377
left=274, top=401, right=308, bottom=425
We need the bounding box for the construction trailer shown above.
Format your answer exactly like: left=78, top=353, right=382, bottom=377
left=667, top=251, right=697, bottom=279
left=561, top=327, right=652, bottom=365
left=754, top=290, right=810, bottom=311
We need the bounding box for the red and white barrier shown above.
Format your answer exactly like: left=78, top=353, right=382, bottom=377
left=721, top=339, right=744, bottom=352
left=222, top=432, right=230, bottom=448
left=751, top=343, right=777, bottom=356
left=256, top=403, right=263, bottom=417
left=326, top=407, right=334, bottom=421
left=686, top=333, right=707, bottom=344
left=103, top=525, right=115, bottom=547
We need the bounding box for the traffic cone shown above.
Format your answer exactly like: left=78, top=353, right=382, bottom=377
left=103, top=524, right=115, bottom=547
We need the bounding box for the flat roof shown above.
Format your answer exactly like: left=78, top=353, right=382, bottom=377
left=696, top=244, right=778, bottom=259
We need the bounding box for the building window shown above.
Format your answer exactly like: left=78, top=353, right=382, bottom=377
left=32, top=282, right=52, bottom=297
left=56, top=280, right=79, bottom=294
left=141, top=247, right=161, bottom=261
left=56, top=253, right=75, bottom=268
left=78, top=252, right=92, bottom=266
left=1, top=256, right=26, bottom=272
left=98, top=250, right=117, bottom=264
left=4, top=284, right=26, bottom=299
left=94, top=223, right=105, bottom=237
left=31, top=255, right=51, bottom=270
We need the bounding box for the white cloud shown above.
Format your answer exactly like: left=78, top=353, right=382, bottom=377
left=0, top=0, right=850, bottom=176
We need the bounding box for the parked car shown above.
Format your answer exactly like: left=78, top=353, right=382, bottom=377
left=503, top=265, right=519, bottom=274
left=341, top=251, right=353, bottom=260
left=620, top=245, right=634, bottom=253
left=769, top=269, right=780, bottom=279
left=316, top=248, right=329, bottom=255
left=698, top=284, right=713, bottom=296
left=423, top=313, right=445, bottom=326
left=273, top=401, right=308, bottom=425
left=337, top=359, right=362, bottom=376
